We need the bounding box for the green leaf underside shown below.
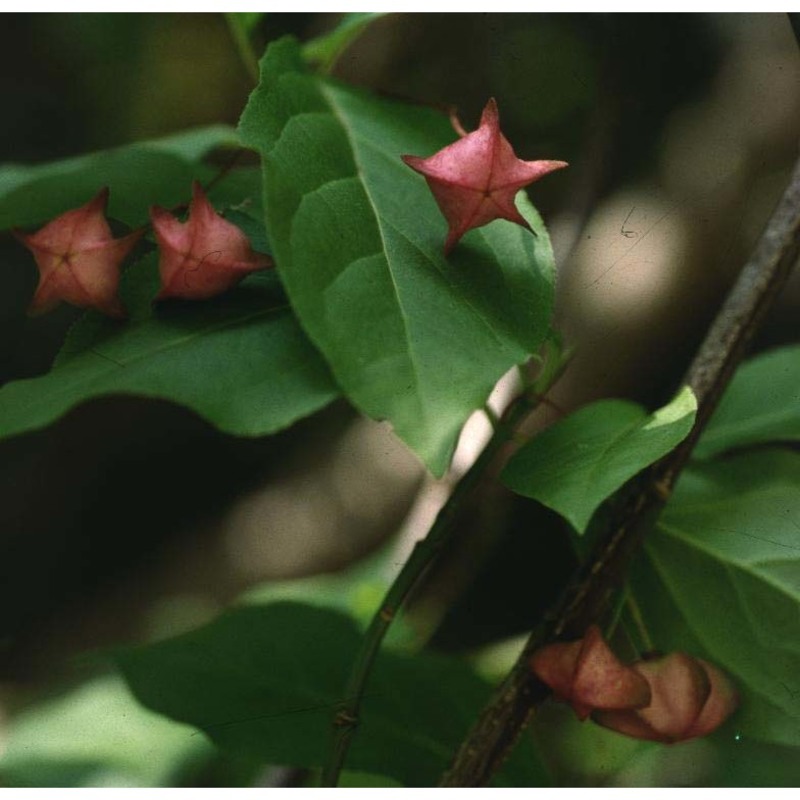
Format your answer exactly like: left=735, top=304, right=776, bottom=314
left=501, top=386, right=697, bottom=533
left=632, top=449, right=800, bottom=748
left=0, top=125, right=244, bottom=229
left=694, top=345, right=800, bottom=460
left=0, top=254, right=337, bottom=441
left=239, top=38, right=555, bottom=476
left=116, top=602, right=547, bottom=787
left=0, top=674, right=210, bottom=788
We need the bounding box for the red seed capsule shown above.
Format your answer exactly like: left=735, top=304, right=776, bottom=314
left=402, top=98, right=567, bottom=254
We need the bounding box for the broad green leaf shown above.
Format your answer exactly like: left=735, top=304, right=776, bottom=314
left=302, top=13, right=386, bottom=72
left=632, top=449, right=800, bottom=748
left=0, top=674, right=211, bottom=787
left=239, top=38, right=555, bottom=476
left=610, top=732, right=800, bottom=787
left=537, top=703, right=800, bottom=786
left=0, top=254, right=337, bottom=441
left=339, top=770, right=403, bottom=787
left=0, top=125, right=242, bottom=229
left=501, top=386, right=697, bottom=533
left=694, top=345, right=800, bottom=460
left=116, top=601, right=548, bottom=787
left=129, top=124, right=241, bottom=161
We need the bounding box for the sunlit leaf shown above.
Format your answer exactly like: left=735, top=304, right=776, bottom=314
left=501, top=386, right=697, bottom=533
left=239, top=37, right=555, bottom=475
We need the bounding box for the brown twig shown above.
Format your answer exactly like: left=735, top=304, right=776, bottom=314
left=439, top=152, right=800, bottom=786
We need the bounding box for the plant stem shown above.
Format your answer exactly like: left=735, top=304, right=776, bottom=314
left=225, top=13, right=259, bottom=85
left=625, top=589, right=654, bottom=653
left=319, top=388, right=539, bottom=786
left=440, top=153, right=800, bottom=786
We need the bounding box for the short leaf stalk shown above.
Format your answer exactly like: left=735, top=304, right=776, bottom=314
left=625, top=589, right=655, bottom=653
left=225, top=13, right=259, bottom=84
left=320, top=349, right=568, bottom=786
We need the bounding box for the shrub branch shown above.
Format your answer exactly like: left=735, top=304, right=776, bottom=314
left=440, top=152, right=800, bottom=786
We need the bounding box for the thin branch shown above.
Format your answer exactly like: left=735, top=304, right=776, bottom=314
left=440, top=153, right=800, bottom=786
left=225, top=13, right=260, bottom=86
left=320, top=394, right=533, bottom=786
left=319, top=367, right=563, bottom=786
left=625, top=589, right=655, bottom=653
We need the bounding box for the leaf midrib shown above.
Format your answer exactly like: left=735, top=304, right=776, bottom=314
left=320, top=85, right=536, bottom=407
left=329, top=109, right=536, bottom=352
left=76, top=305, right=287, bottom=370
left=319, top=86, right=432, bottom=428
left=0, top=304, right=291, bottom=430
left=579, top=412, right=645, bottom=504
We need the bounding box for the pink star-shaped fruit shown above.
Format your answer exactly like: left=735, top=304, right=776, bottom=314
left=150, top=182, right=273, bottom=302
left=593, top=652, right=739, bottom=743
left=12, top=188, right=144, bottom=318
left=530, top=625, right=651, bottom=721
left=402, top=98, right=568, bottom=254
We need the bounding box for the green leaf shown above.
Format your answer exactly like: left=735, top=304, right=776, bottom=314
left=539, top=703, right=800, bottom=786
left=0, top=125, right=242, bottom=229
left=0, top=674, right=211, bottom=787
left=501, top=386, right=697, bottom=533
left=302, top=13, right=386, bottom=72
left=632, top=449, right=800, bottom=748
left=339, top=770, right=403, bottom=787
left=239, top=38, right=555, bottom=476
left=694, top=345, right=800, bottom=460
left=0, top=254, right=337, bottom=441
left=612, top=733, right=800, bottom=787
left=116, top=601, right=548, bottom=787
left=129, top=124, right=242, bottom=161
left=210, top=166, right=266, bottom=219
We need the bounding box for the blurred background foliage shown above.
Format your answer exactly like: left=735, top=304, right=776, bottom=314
left=0, top=12, right=797, bottom=787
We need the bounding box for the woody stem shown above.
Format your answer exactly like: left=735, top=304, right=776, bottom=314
left=320, top=363, right=563, bottom=786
